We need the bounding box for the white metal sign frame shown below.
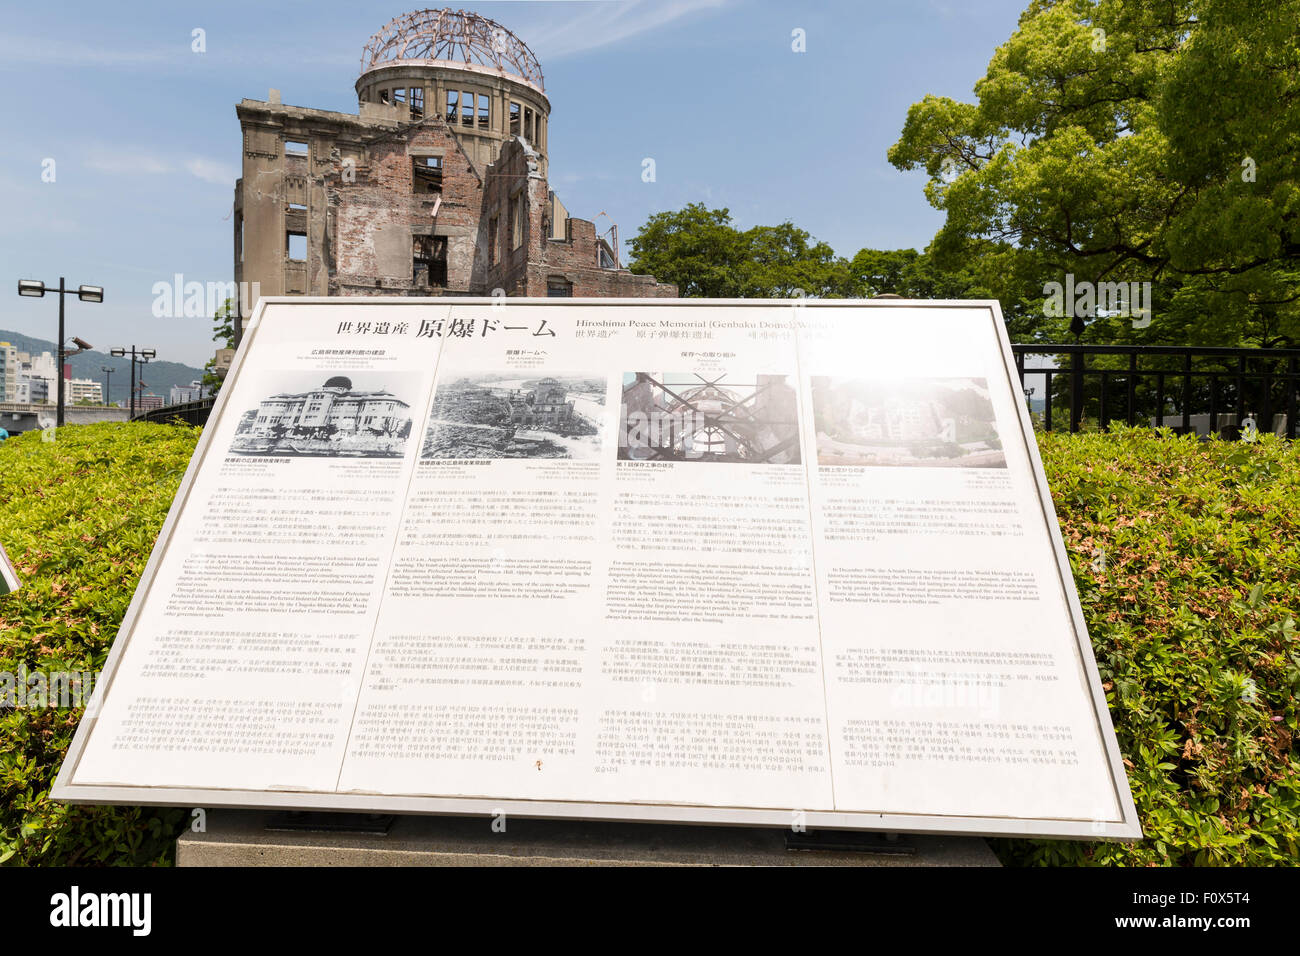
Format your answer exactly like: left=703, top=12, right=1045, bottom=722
left=54, top=297, right=1142, bottom=841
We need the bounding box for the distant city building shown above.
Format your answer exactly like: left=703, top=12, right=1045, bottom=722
left=0, top=349, right=111, bottom=406
left=8, top=350, right=58, bottom=405
left=170, top=380, right=211, bottom=405
left=135, top=394, right=165, bottom=413
left=67, top=378, right=103, bottom=404
left=0, top=342, right=16, bottom=403
left=246, top=377, right=409, bottom=437
left=23, top=351, right=57, bottom=383
left=18, top=381, right=49, bottom=405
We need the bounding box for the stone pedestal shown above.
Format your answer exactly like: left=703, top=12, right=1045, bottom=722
left=177, top=810, right=1000, bottom=867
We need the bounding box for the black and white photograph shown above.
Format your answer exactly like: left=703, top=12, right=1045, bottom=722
left=618, top=371, right=801, bottom=464
left=812, top=376, right=1006, bottom=468
left=230, top=371, right=417, bottom=458
left=422, top=372, right=605, bottom=460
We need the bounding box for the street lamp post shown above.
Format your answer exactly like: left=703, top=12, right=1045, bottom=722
left=17, top=278, right=103, bottom=427
left=110, top=346, right=156, bottom=419
left=101, top=366, right=114, bottom=407
left=136, top=369, right=151, bottom=415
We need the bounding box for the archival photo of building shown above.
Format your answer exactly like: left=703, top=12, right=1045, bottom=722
left=231, top=372, right=416, bottom=458
left=618, top=372, right=801, bottom=465
left=422, top=372, right=604, bottom=459
left=811, top=376, right=1006, bottom=468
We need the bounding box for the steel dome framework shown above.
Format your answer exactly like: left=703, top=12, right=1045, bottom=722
left=360, top=8, right=544, bottom=91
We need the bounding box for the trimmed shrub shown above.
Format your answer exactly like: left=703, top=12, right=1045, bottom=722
left=0, top=423, right=1296, bottom=865
left=994, top=427, right=1299, bottom=865
left=1, top=424, right=194, bottom=865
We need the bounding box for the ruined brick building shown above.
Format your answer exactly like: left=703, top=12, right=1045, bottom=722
left=232, top=8, right=675, bottom=342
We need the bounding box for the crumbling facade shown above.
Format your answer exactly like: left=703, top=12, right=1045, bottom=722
left=233, top=9, right=675, bottom=341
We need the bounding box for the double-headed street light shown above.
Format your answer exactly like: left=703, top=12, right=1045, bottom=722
left=17, top=278, right=104, bottom=427
left=110, top=346, right=156, bottom=419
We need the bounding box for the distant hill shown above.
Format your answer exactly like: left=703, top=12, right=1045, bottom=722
left=0, top=329, right=206, bottom=406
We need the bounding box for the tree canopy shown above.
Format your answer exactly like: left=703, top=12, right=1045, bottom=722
left=888, top=0, right=1300, bottom=346
left=625, top=204, right=1048, bottom=335
left=626, top=204, right=842, bottom=298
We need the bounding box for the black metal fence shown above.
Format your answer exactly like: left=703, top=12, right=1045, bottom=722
left=130, top=347, right=1300, bottom=440
left=132, top=397, right=215, bottom=427
left=1011, top=345, right=1300, bottom=438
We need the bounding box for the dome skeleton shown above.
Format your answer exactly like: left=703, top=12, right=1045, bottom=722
left=361, top=8, right=545, bottom=92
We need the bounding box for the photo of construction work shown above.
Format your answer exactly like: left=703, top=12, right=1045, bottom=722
left=422, top=372, right=605, bottom=459
left=811, top=376, right=1006, bottom=468
left=618, top=371, right=802, bottom=464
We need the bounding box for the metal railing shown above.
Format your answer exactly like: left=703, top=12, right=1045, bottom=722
left=126, top=347, right=1300, bottom=439
left=132, top=397, right=215, bottom=427
left=1012, top=345, right=1300, bottom=437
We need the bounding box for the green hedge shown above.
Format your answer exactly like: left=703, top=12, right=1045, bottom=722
left=1, top=422, right=1297, bottom=866
left=993, top=427, right=1299, bottom=865
left=0, top=424, right=193, bottom=865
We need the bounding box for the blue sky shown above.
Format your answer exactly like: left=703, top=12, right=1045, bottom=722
left=0, top=0, right=1028, bottom=366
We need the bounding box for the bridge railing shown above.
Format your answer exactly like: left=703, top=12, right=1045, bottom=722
left=132, top=397, right=216, bottom=427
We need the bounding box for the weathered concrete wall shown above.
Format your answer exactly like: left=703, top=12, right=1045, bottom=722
left=482, top=138, right=676, bottom=298
left=534, top=217, right=677, bottom=298
left=235, top=98, right=380, bottom=311
left=233, top=61, right=675, bottom=326
left=481, top=135, right=540, bottom=296
left=330, top=121, right=487, bottom=297
left=355, top=64, right=550, bottom=179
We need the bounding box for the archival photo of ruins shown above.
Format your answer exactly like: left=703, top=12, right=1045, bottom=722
left=811, top=376, right=1006, bottom=468
left=618, top=372, right=802, bottom=464
left=422, top=372, right=605, bottom=459
left=230, top=372, right=417, bottom=459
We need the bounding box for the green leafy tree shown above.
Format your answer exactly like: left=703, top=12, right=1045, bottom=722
left=628, top=204, right=1000, bottom=311
left=888, top=0, right=1300, bottom=346
left=201, top=298, right=236, bottom=395
left=627, top=204, right=752, bottom=297
left=628, top=203, right=843, bottom=298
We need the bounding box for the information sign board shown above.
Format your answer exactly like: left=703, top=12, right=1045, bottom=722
left=55, top=298, right=1141, bottom=840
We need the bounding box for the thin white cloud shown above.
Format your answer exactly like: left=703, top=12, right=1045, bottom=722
left=519, top=0, right=733, bottom=61
left=81, top=150, right=235, bottom=186
left=0, top=4, right=731, bottom=74
left=85, top=152, right=173, bottom=175
left=184, top=157, right=238, bottom=185
left=0, top=32, right=352, bottom=72
left=0, top=35, right=180, bottom=68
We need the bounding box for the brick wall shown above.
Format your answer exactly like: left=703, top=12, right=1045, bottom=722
left=308, top=119, right=674, bottom=299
